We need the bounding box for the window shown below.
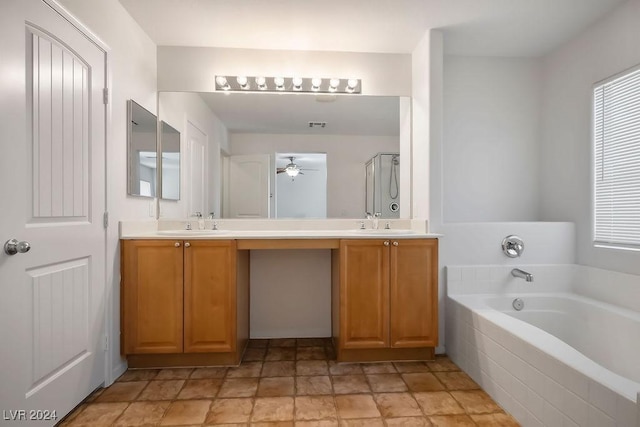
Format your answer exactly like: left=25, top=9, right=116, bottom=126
left=594, top=66, right=640, bottom=248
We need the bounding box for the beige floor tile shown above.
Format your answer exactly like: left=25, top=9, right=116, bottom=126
left=434, top=371, right=479, bottom=390
left=297, top=346, right=327, bottom=360
left=96, top=381, right=147, bottom=402
left=373, top=392, right=422, bottom=418
left=138, top=380, right=185, bottom=401
left=331, top=375, right=370, bottom=394
left=160, top=400, right=210, bottom=425
left=367, top=374, right=408, bottom=392
left=402, top=373, right=445, bottom=392
left=266, top=347, right=297, bottom=361
left=295, top=420, right=339, bottom=427
left=428, top=414, right=476, bottom=427
left=335, top=394, right=381, bottom=419
left=248, top=338, right=270, bottom=348
left=296, top=360, right=329, bottom=376
left=294, top=396, right=337, bottom=421
left=426, top=357, right=459, bottom=372
left=63, top=403, right=128, bottom=426
left=243, top=347, right=267, bottom=361
left=83, top=388, right=104, bottom=403
left=297, top=338, right=326, bottom=347
left=189, top=367, right=227, bottom=379
left=155, top=368, right=194, bottom=380
left=251, top=422, right=294, bottom=427
left=361, top=363, right=397, bottom=374
left=251, top=397, right=294, bottom=422
left=450, top=390, right=502, bottom=414
left=60, top=403, right=87, bottom=424
left=328, top=362, right=363, bottom=376
left=413, top=391, right=465, bottom=416
left=113, top=401, right=170, bottom=426
left=217, top=378, right=259, bottom=398
left=118, top=369, right=160, bottom=382
left=385, top=417, right=433, bottom=427
left=227, top=361, right=263, bottom=378
left=177, top=379, right=222, bottom=399
left=393, top=361, right=431, bottom=373
left=471, top=412, right=521, bottom=426
left=270, top=338, right=297, bottom=347
left=257, top=377, right=295, bottom=397
left=205, top=398, right=253, bottom=424
left=295, top=376, right=333, bottom=396
left=339, top=419, right=384, bottom=427
left=261, top=361, right=296, bottom=377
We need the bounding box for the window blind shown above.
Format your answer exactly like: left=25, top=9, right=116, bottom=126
left=594, top=67, right=640, bottom=247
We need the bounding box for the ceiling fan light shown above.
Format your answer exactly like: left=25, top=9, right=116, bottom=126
left=285, top=166, right=300, bottom=177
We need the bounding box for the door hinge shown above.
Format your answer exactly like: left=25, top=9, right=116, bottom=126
left=103, top=212, right=109, bottom=229
left=103, top=335, right=109, bottom=352
left=103, top=87, right=109, bottom=105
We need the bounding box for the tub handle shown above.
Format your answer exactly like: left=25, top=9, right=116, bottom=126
left=502, top=235, right=524, bottom=258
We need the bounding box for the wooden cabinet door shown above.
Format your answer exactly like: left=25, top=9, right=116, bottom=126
left=184, top=240, right=237, bottom=352
left=122, top=240, right=184, bottom=354
left=389, top=239, right=438, bottom=348
left=340, top=240, right=390, bottom=349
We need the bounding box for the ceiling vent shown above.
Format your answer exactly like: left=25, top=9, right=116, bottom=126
left=308, top=121, right=327, bottom=128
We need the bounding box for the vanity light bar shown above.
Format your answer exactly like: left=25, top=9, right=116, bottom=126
left=214, top=76, right=361, bottom=94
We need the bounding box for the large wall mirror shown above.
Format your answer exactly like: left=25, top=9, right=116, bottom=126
left=160, top=121, right=180, bottom=200
left=158, top=92, right=404, bottom=219
left=127, top=100, right=157, bottom=198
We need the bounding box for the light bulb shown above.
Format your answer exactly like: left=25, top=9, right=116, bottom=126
left=255, top=76, right=267, bottom=90
left=292, top=77, right=303, bottom=91
left=286, top=167, right=299, bottom=177
left=329, top=78, right=340, bottom=93
left=346, top=78, right=359, bottom=93
left=236, top=76, right=249, bottom=89
left=215, top=76, right=230, bottom=90
left=274, top=77, right=285, bottom=91
left=311, top=78, right=322, bottom=91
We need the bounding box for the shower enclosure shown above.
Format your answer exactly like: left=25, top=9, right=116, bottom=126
left=365, top=153, right=400, bottom=219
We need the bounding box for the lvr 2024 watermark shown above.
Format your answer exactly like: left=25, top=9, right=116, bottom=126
left=3, top=410, right=58, bottom=421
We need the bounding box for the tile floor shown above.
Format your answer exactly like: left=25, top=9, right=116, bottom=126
left=58, top=338, right=520, bottom=426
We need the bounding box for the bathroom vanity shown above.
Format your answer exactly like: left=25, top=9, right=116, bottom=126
left=120, top=222, right=438, bottom=367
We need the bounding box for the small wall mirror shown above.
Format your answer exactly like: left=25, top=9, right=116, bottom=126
left=160, top=121, right=181, bottom=200
left=127, top=100, right=158, bottom=198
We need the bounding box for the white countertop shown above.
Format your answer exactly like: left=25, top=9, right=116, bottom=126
left=119, top=219, right=440, bottom=240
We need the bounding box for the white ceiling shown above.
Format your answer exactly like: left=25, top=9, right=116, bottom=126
left=196, top=92, right=400, bottom=136
left=119, top=0, right=626, bottom=57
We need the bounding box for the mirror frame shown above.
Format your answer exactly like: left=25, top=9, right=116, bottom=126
left=127, top=99, right=158, bottom=198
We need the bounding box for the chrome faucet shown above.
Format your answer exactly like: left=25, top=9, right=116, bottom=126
left=373, top=212, right=381, bottom=229
left=511, top=268, right=534, bottom=282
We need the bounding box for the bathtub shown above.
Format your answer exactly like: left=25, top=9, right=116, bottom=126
left=445, top=264, right=640, bottom=427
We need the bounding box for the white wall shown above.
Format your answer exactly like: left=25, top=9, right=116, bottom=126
left=230, top=133, right=398, bottom=218
left=540, top=0, right=640, bottom=274
left=442, top=56, right=542, bottom=222
left=58, top=0, right=157, bottom=383
left=157, top=46, right=411, bottom=97
left=158, top=92, right=229, bottom=219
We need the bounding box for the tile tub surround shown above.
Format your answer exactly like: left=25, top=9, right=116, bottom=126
left=59, top=338, right=519, bottom=426
left=445, top=264, right=640, bottom=427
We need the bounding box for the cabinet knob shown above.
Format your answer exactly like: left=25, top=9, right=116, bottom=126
left=383, top=241, right=390, bottom=246
left=174, top=242, right=181, bottom=247
left=184, top=242, right=191, bottom=248
left=392, top=241, right=399, bottom=246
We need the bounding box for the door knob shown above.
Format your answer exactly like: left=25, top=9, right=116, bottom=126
left=174, top=242, right=181, bottom=247
left=383, top=241, right=390, bottom=246
left=4, top=239, right=31, bottom=255
left=392, top=241, right=399, bottom=246
left=184, top=242, right=191, bottom=248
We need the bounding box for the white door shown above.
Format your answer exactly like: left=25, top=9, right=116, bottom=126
left=0, top=0, right=107, bottom=424
left=228, top=154, right=271, bottom=218
left=187, top=120, right=207, bottom=216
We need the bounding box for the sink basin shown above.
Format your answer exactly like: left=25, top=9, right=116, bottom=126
left=157, top=230, right=228, bottom=236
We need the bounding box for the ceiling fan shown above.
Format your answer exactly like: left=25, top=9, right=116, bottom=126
left=276, top=156, right=317, bottom=178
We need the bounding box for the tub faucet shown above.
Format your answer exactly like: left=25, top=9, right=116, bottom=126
left=511, top=268, right=534, bottom=282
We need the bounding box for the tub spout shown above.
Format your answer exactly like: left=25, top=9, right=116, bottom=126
left=511, top=268, right=534, bottom=282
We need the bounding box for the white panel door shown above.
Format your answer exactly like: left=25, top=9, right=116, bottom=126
left=0, top=0, right=106, bottom=424
left=228, top=154, right=271, bottom=218
left=187, top=120, right=207, bottom=216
